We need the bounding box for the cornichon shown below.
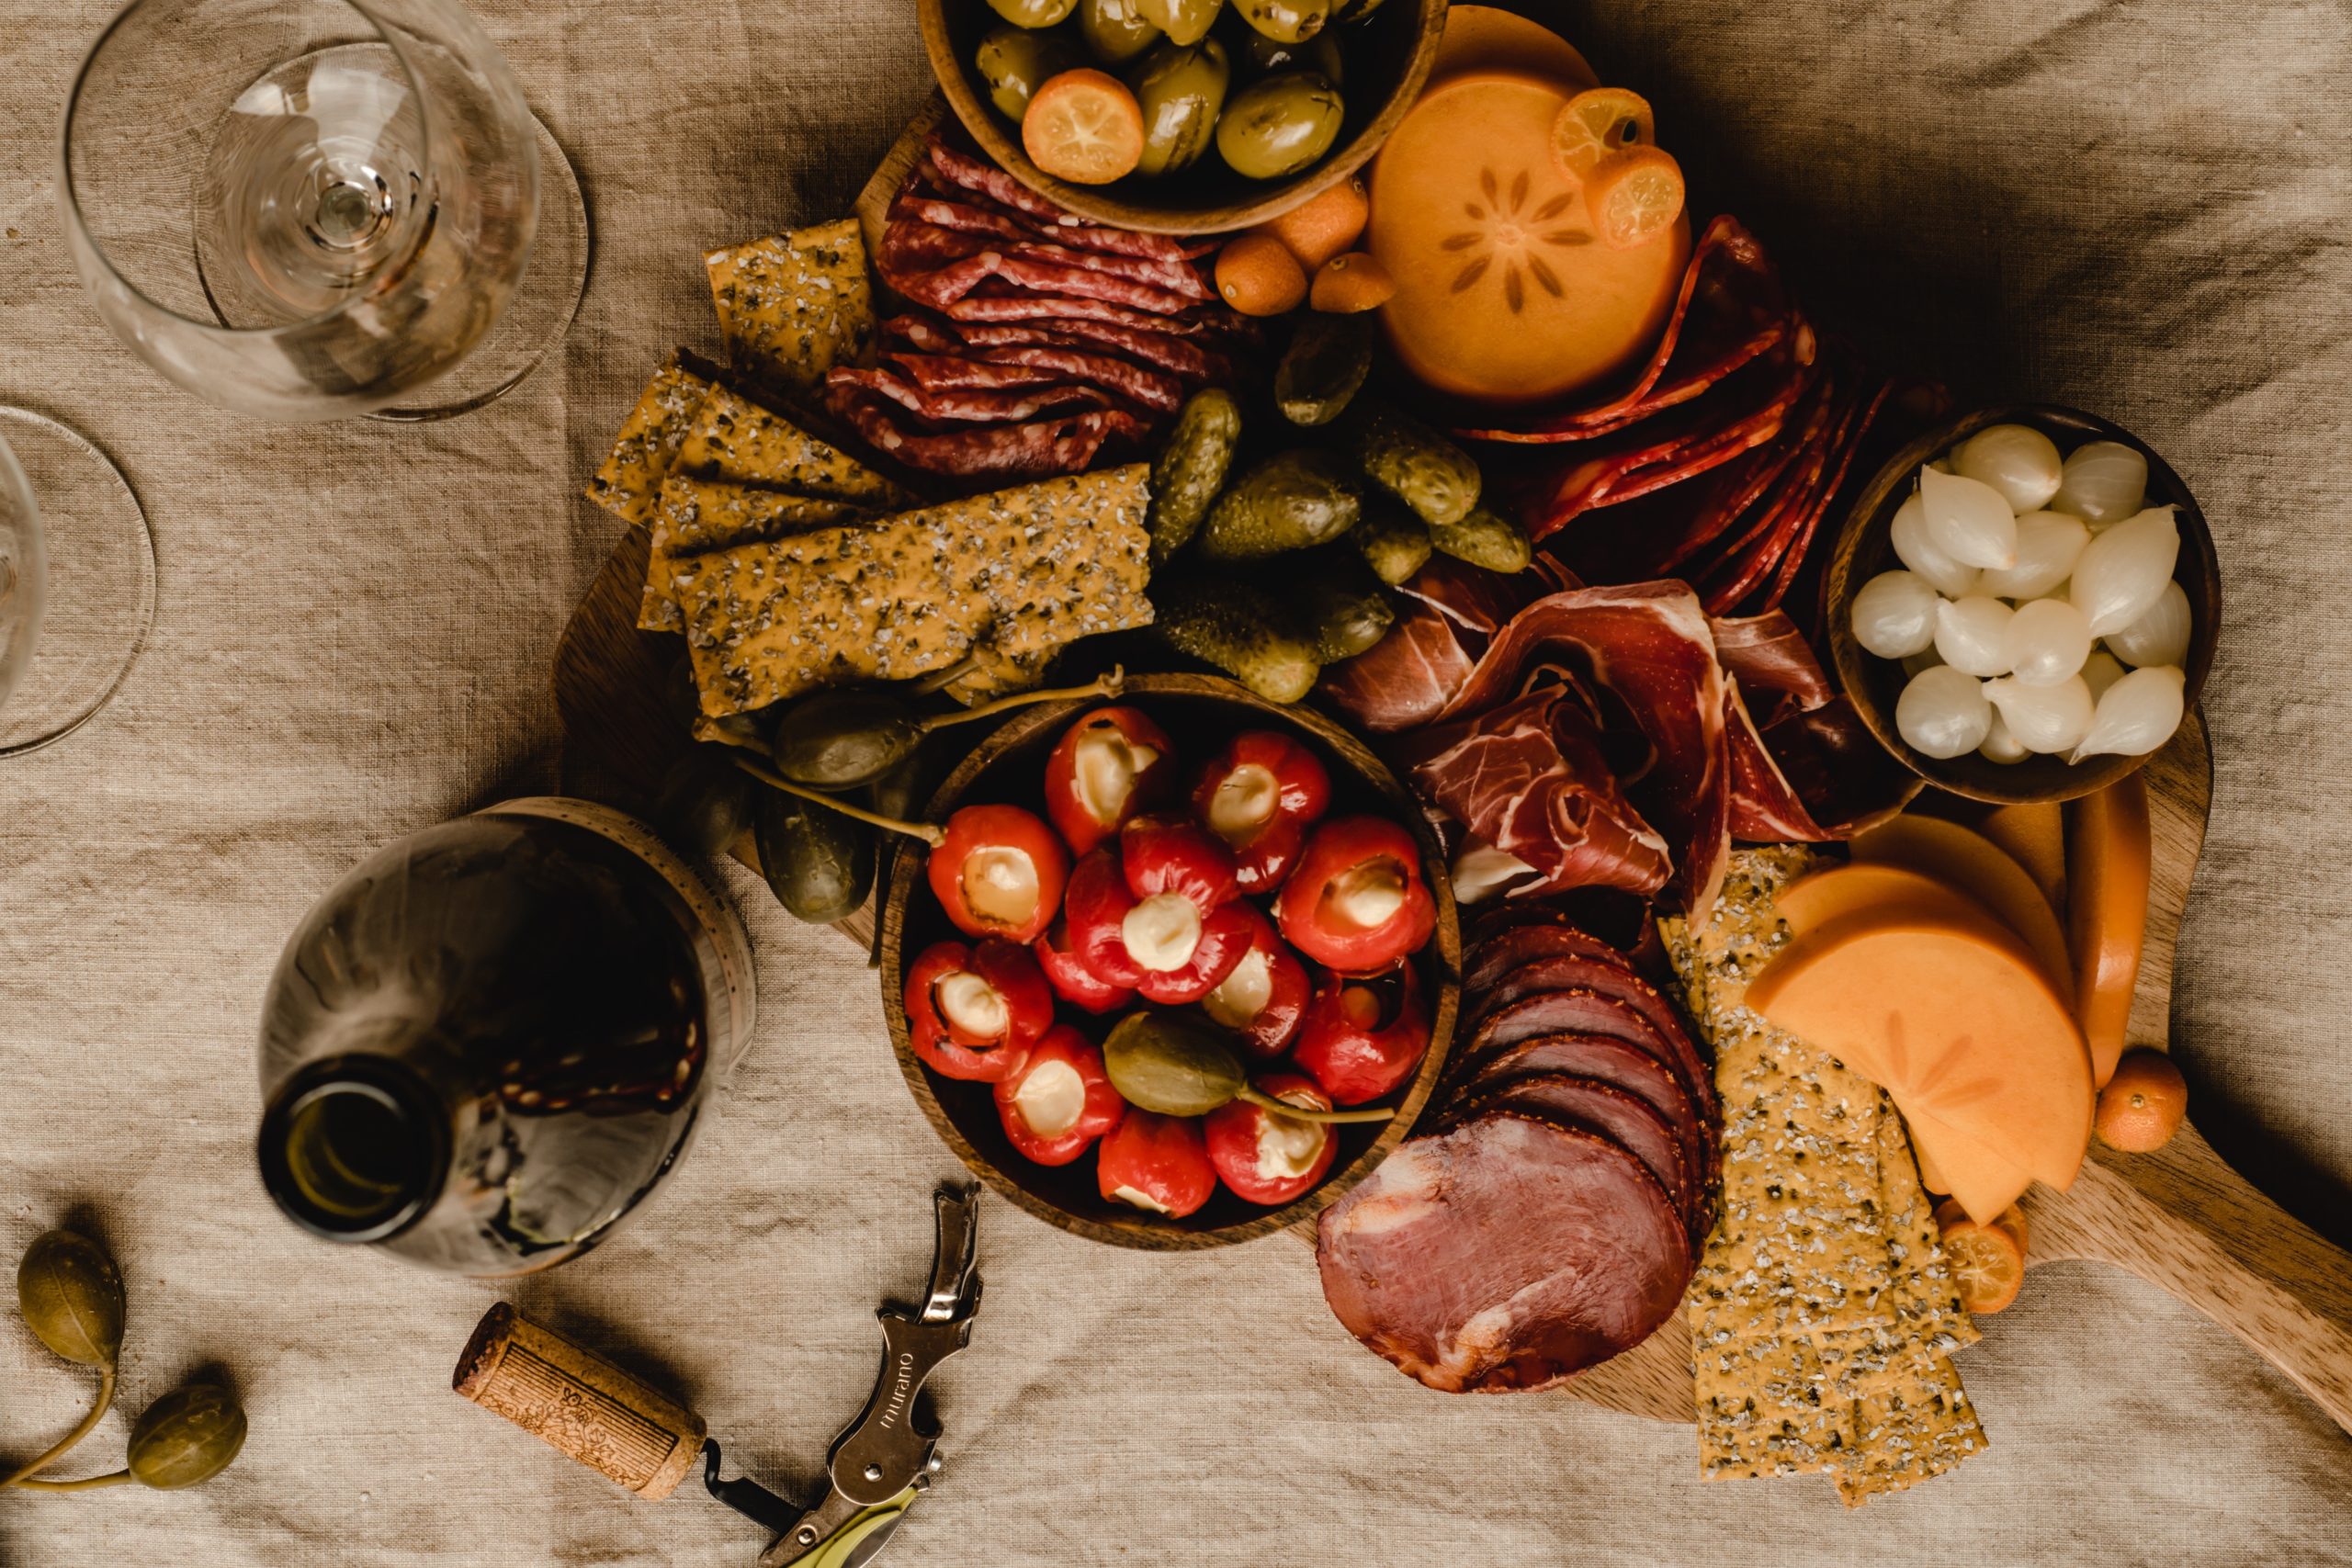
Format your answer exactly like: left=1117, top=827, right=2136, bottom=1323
left=1274, top=312, right=1373, bottom=427
left=1352, top=499, right=1432, bottom=584
left=1428, top=505, right=1532, bottom=574
left=1151, top=574, right=1323, bottom=704
left=1295, top=572, right=1396, bottom=663
left=1147, top=387, right=1240, bottom=564
left=1193, top=447, right=1362, bottom=561
left=754, top=788, right=874, bottom=925
left=1332, top=398, right=1482, bottom=526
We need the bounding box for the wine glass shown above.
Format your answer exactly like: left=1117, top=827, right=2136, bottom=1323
left=59, top=0, right=589, bottom=423
left=0, top=409, right=156, bottom=758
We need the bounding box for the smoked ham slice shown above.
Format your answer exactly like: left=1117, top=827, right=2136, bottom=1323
left=1455, top=1032, right=1697, bottom=1145
left=1317, top=1111, right=1692, bottom=1392
left=1440, top=1073, right=1696, bottom=1244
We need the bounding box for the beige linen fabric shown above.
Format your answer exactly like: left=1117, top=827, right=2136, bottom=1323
left=3, top=1, right=2350, bottom=1563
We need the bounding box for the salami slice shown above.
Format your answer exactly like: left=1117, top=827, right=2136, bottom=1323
left=1317, top=1111, right=1692, bottom=1393
left=958, top=317, right=1230, bottom=383
left=1439, top=1075, right=1696, bottom=1247
left=884, top=352, right=1061, bottom=393
left=830, top=389, right=1147, bottom=479
left=924, top=140, right=1220, bottom=263
left=974, top=344, right=1182, bottom=412
left=946, top=287, right=1236, bottom=336
left=829, top=366, right=1112, bottom=423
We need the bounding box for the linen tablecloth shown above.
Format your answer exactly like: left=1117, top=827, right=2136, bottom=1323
left=3, top=2, right=2349, bottom=1563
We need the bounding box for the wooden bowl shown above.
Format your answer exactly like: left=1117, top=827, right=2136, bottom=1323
left=918, top=0, right=1449, bottom=235
left=1826, top=403, right=2222, bottom=805
left=878, top=673, right=1460, bottom=1248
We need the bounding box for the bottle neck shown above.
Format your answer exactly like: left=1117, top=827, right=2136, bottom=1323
left=256, top=1051, right=450, bottom=1245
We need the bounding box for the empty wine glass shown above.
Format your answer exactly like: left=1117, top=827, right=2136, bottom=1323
left=60, top=0, right=588, bottom=423
left=0, top=409, right=156, bottom=758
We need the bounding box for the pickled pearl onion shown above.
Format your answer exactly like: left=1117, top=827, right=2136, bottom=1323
left=1954, top=423, right=2064, bottom=513
left=1984, top=675, right=2095, bottom=753
left=1978, top=511, right=2090, bottom=600
left=1890, top=491, right=1983, bottom=597
left=2105, top=579, right=2193, bottom=669
left=2003, top=597, right=2093, bottom=687
left=1850, top=570, right=1939, bottom=658
left=2052, top=440, right=2148, bottom=527
left=1934, top=595, right=2015, bottom=678
left=1895, top=666, right=1992, bottom=760
left=1919, top=466, right=2019, bottom=571
left=2072, top=664, right=2186, bottom=761
left=2070, top=505, right=2180, bottom=636
left=1979, top=707, right=2030, bottom=764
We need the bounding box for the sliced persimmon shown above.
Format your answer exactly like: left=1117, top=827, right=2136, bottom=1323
left=1023, top=70, right=1146, bottom=186
left=1585, top=146, right=1685, bottom=251
left=1550, top=86, right=1656, bottom=180
left=1938, top=1211, right=2027, bottom=1314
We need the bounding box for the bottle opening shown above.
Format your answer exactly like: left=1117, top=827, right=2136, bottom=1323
left=257, top=1055, right=446, bottom=1243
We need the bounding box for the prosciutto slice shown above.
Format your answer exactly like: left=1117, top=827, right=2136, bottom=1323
left=1317, top=1112, right=1691, bottom=1393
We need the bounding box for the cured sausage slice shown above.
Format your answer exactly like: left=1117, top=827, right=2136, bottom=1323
left=1317, top=1111, right=1691, bottom=1393
left=1440, top=1073, right=1696, bottom=1247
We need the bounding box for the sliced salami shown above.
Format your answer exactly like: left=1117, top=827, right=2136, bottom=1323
left=830, top=389, right=1147, bottom=479
left=946, top=287, right=1235, bottom=336
left=884, top=352, right=1062, bottom=393
left=956, top=317, right=1230, bottom=384
left=1440, top=1074, right=1696, bottom=1247
left=924, top=140, right=1220, bottom=264
left=1317, top=1111, right=1692, bottom=1393
left=829, top=366, right=1113, bottom=423
left=974, top=344, right=1182, bottom=412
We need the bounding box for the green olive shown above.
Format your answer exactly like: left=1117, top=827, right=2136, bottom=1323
left=126, top=1382, right=247, bottom=1490
left=1103, top=1013, right=1247, bottom=1116
left=17, top=1230, right=124, bottom=1371
left=1235, top=0, right=1328, bottom=43
left=986, top=0, right=1079, bottom=28
left=772, top=689, right=924, bottom=790
left=1136, top=0, right=1224, bottom=47
left=1227, top=22, right=1341, bottom=84
left=1080, top=0, right=1162, bottom=64
left=1129, top=38, right=1231, bottom=176
left=978, top=26, right=1081, bottom=119
left=1215, top=72, right=1343, bottom=179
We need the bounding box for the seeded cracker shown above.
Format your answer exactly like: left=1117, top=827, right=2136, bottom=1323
left=639, top=480, right=876, bottom=633
left=674, top=465, right=1151, bottom=717
left=583, top=350, right=718, bottom=525
left=705, top=218, right=875, bottom=395
left=673, top=384, right=915, bottom=511
left=1668, top=847, right=1987, bottom=1506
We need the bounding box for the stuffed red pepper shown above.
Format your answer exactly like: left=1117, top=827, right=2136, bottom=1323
left=903, top=938, right=1053, bottom=1083
left=992, top=1027, right=1125, bottom=1167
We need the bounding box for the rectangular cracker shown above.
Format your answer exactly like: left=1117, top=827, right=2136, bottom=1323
left=639, top=479, right=875, bottom=633
left=583, top=349, right=718, bottom=525
left=675, top=465, right=1152, bottom=717
left=705, top=217, right=874, bottom=395
left=1696, top=1332, right=1840, bottom=1480
left=673, top=383, right=913, bottom=510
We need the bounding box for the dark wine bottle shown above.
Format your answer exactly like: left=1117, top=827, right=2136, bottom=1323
left=254, top=799, right=754, bottom=1277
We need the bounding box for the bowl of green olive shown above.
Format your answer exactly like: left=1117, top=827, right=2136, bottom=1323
left=920, top=0, right=1449, bottom=234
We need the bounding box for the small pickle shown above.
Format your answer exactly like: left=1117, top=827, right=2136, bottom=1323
left=1148, top=387, right=1241, bottom=563
left=1194, top=447, right=1362, bottom=561
left=754, top=788, right=875, bottom=924
left=987, top=0, right=1080, bottom=27
left=1332, top=398, right=1482, bottom=525
left=1293, top=569, right=1395, bottom=662
left=1227, top=19, right=1341, bottom=82
left=1351, top=500, right=1432, bottom=585
left=1216, top=72, right=1343, bottom=179
left=126, top=1382, right=247, bottom=1491
left=1129, top=37, right=1231, bottom=176
left=1235, top=0, right=1329, bottom=42
left=1080, top=0, right=1162, bottom=62
left=1151, top=574, right=1322, bottom=703
left=1274, top=311, right=1372, bottom=426
left=1428, top=505, right=1532, bottom=574
left=1136, top=0, right=1224, bottom=46
left=650, top=747, right=757, bottom=860
left=978, top=26, right=1082, bottom=120
left=773, top=689, right=924, bottom=789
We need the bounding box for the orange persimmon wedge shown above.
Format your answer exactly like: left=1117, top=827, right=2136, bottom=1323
left=1023, top=70, right=1146, bottom=186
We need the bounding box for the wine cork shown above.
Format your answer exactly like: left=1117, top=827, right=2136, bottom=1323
left=452, top=1303, right=707, bottom=1500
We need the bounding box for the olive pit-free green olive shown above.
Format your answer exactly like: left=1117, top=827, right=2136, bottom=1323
left=986, top=0, right=1079, bottom=28
left=754, top=787, right=875, bottom=925
left=1136, top=0, right=1224, bottom=46
left=1080, top=0, right=1162, bottom=63
left=1235, top=0, right=1329, bottom=43
left=977, top=25, right=1081, bottom=119
left=17, top=1230, right=124, bottom=1371
left=1215, top=72, right=1344, bottom=180
left=1129, top=37, right=1230, bottom=176
left=1227, top=22, right=1341, bottom=83
left=126, top=1382, right=247, bottom=1490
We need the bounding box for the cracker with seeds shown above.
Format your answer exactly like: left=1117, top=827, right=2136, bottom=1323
left=673, top=384, right=914, bottom=510
left=583, top=350, right=719, bottom=525
left=675, top=465, right=1151, bottom=717
left=639, top=479, right=876, bottom=633
left=705, top=218, right=874, bottom=395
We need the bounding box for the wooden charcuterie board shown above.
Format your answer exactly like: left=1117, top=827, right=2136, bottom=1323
left=552, top=103, right=2352, bottom=1435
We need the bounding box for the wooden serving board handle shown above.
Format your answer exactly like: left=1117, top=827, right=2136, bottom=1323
left=2022, top=1124, right=2352, bottom=1435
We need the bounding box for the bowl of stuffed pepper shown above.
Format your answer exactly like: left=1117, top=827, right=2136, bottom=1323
left=878, top=671, right=1460, bottom=1248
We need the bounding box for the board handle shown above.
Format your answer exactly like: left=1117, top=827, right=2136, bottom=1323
left=451, top=1303, right=708, bottom=1499
left=2024, top=1125, right=2352, bottom=1435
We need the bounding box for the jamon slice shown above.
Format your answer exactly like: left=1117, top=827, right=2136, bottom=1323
left=1317, top=1111, right=1692, bottom=1392
left=1441, top=1075, right=1696, bottom=1246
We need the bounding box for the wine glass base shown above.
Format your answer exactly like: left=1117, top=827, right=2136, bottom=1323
left=0, top=410, right=155, bottom=759
left=366, top=110, right=591, bottom=423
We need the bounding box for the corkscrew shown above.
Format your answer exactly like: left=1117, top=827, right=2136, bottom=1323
left=452, top=1187, right=983, bottom=1568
